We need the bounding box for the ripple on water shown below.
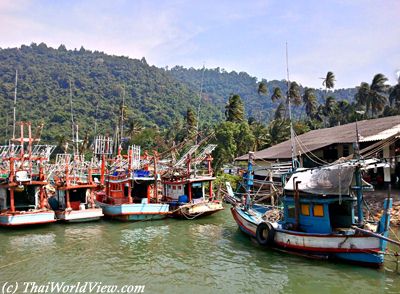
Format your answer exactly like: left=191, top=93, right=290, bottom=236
left=0, top=210, right=399, bottom=294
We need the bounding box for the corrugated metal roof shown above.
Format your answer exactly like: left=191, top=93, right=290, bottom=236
left=236, top=115, right=400, bottom=161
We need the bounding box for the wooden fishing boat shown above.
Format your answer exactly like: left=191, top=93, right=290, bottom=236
left=161, top=144, right=223, bottom=219
left=47, top=154, right=103, bottom=222
left=95, top=143, right=170, bottom=221
left=0, top=122, right=56, bottom=226
left=227, top=152, right=399, bottom=267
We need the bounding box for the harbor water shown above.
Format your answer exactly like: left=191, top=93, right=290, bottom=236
left=0, top=209, right=399, bottom=294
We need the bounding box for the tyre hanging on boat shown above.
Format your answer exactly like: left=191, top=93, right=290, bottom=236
left=256, top=222, right=275, bottom=246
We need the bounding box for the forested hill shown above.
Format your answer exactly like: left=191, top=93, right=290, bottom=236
left=169, top=66, right=357, bottom=121
left=0, top=43, right=223, bottom=142
left=0, top=43, right=357, bottom=143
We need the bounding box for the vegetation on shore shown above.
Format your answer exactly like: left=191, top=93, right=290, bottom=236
left=1, top=43, right=399, bottom=171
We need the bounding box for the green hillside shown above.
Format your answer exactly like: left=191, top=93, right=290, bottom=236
left=0, top=43, right=223, bottom=143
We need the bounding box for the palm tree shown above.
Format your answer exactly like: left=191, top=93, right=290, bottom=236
left=355, top=82, right=370, bottom=112
left=266, top=120, right=290, bottom=146
left=322, top=71, right=335, bottom=92
left=288, top=82, right=301, bottom=107
left=271, top=87, right=283, bottom=102
left=127, top=120, right=143, bottom=141
left=355, top=74, right=389, bottom=117
left=274, top=102, right=286, bottom=120
left=369, top=73, right=389, bottom=116
left=389, top=82, right=400, bottom=108
left=250, top=122, right=269, bottom=151
left=258, top=82, right=268, bottom=95
left=302, top=88, right=318, bottom=119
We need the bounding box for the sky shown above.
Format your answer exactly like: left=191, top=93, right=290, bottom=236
left=1, top=0, right=399, bottom=89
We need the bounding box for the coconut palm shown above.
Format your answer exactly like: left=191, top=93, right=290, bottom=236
left=266, top=120, right=290, bottom=146
left=274, top=102, right=286, bottom=120
left=288, top=82, right=302, bottom=106
left=369, top=73, right=389, bottom=116
left=250, top=122, right=269, bottom=151
left=302, top=88, right=318, bottom=119
left=355, top=74, right=389, bottom=117
left=257, top=82, right=268, bottom=95
left=271, top=87, right=283, bottom=102
left=322, top=71, right=335, bottom=91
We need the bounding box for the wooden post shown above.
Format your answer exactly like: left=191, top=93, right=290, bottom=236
left=188, top=182, right=192, bottom=202
left=66, top=190, right=71, bottom=209
left=143, top=151, right=151, bottom=203
left=100, top=154, right=105, bottom=185
left=206, top=154, right=213, bottom=200
left=39, top=186, right=45, bottom=209
left=9, top=158, right=15, bottom=212
left=9, top=188, right=15, bottom=213
left=293, top=177, right=301, bottom=230
left=153, top=151, right=158, bottom=203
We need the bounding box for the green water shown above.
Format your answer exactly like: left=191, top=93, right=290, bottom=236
left=0, top=209, right=399, bottom=294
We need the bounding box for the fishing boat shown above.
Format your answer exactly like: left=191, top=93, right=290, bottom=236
left=227, top=152, right=399, bottom=267
left=0, top=122, right=56, bottom=226
left=95, top=140, right=170, bottom=221
left=161, top=144, right=223, bottom=219
left=47, top=153, right=103, bottom=222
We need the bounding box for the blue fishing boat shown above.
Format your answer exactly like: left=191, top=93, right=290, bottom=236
left=95, top=146, right=170, bottom=221
left=227, top=152, right=399, bottom=267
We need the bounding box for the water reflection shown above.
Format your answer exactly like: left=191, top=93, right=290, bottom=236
left=0, top=211, right=399, bottom=293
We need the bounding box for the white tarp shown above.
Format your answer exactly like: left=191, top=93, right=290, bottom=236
left=284, top=164, right=356, bottom=196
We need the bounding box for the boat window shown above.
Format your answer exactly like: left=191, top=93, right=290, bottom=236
left=301, top=204, right=310, bottom=216
left=313, top=204, right=324, bottom=217
left=287, top=205, right=295, bottom=218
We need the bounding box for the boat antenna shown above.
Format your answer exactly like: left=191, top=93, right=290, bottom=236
left=196, top=64, right=206, bottom=144
left=69, top=78, right=77, bottom=155
left=120, top=85, right=125, bottom=146
left=12, top=69, right=18, bottom=139
left=354, top=111, right=364, bottom=159
left=286, top=42, right=297, bottom=169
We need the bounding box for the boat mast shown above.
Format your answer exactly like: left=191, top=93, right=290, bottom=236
left=286, top=43, right=297, bottom=169
left=120, top=85, right=125, bottom=146
left=69, top=79, right=78, bottom=156
left=196, top=64, right=205, bottom=144
left=12, top=69, right=18, bottom=139
left=354, top=111, right=364, bottom=226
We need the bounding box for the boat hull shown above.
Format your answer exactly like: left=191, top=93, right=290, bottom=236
left=169, top=200, right=224, bottom=219
left=0, top=211, right=56, bottom=227
left=95, top=200, right=170, bottom=221
left=231, top=206, right=384, bottom=266
left=55, top=208, right=103, bottom=222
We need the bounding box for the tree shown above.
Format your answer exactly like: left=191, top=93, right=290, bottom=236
left=271, top=87, right=283, bottom=102
left=274, top=102, right=286, bottom=120
left=250, top=122, right=269, bottom=151
left=235, top=122, right=255, bottom=157
left=225, top=94, right=245, bottom=123
left=257, top=82, right=268, bottom=95
left=265, top=120, right=290, bottom=146
left=389, top=81, right=400, bottom=108
left=213, top=122, right=238, bottom=169
left=302, top=88, right=318, bottom=119
left=288, top=82, right=301, bottom=107
left=369, top=73, right=389, bottom=116
left=355, top=74, right=389, bottom=117
left=322, top=71, right=335, bottom=92
left=185, top=107, right=197, bottom=137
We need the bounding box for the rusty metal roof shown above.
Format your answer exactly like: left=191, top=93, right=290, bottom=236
left=236, top=115, right=400, bottom=161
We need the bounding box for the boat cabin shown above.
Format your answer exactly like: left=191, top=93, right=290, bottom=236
left=163, top=176, right=215, bottom=203
left=0, top=185, right=40, bottom=212
left=49, top=188, right=90, bottom=210
left=101, top=169, right=155, bottom=204
left=282, top=195, right=356, bottom=234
